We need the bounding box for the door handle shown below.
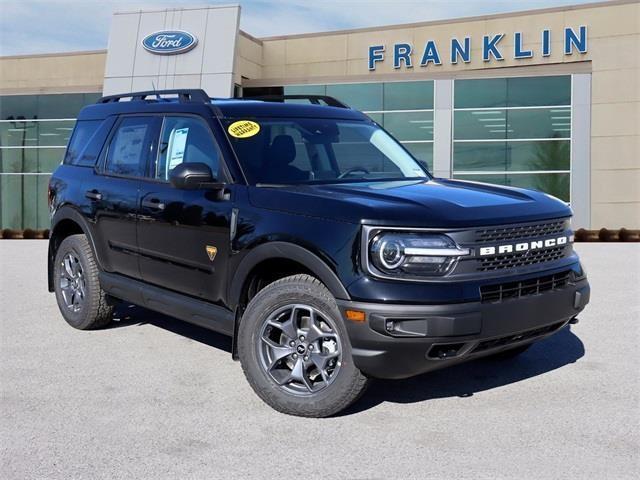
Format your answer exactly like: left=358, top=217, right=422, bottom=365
left=141, top=198, right=165, bottom=210
left=85, top=189, right=102, bottom=201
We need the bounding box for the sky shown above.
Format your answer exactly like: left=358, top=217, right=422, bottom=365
left=0, top=0, right=609, bottom=56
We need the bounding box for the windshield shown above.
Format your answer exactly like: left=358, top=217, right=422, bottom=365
left=223, top=117, right=429, bottom=185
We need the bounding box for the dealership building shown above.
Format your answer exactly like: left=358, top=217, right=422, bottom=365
left=0, top=0, right=638, bottom=230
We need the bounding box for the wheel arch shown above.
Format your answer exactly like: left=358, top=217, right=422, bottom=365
left=229, top=242, right=351, bottom=359
left=229, top=242, right=351, bottom=310
left=48, top=207, right=100, bottom=292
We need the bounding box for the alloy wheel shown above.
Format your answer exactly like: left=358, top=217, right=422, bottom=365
left=258, top=304, right=342, bottom=395
left=59, top=252, right=86, bottom=313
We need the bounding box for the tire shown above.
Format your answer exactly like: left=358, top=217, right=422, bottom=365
left=487, top=344, right=531, bottom=360
left=53, top=234, right=113, bottom=330
left=238, top=274, right=369, bottom=417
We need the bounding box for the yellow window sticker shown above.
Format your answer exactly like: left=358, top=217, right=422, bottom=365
left=228, top=120, right=260, bottom=138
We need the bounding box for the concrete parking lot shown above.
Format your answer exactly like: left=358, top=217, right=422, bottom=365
left=1, top=241, right=638, bottom=479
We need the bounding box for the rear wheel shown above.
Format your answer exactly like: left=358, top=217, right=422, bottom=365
left=53, top=234, right=113, bottom=330
left=238, top=274, right=369, bottom=417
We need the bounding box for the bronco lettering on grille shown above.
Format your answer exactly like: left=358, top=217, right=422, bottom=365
left=478, top=235, right=569, bottom=256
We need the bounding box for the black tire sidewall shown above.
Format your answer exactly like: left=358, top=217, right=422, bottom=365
left=53, top=235, right=98, bottom=329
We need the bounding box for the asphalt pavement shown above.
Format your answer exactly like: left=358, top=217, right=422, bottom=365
left=1, top=241, right=638, bottom=479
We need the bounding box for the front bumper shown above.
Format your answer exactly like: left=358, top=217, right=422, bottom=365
left=337, top=278, right=590, bottom=379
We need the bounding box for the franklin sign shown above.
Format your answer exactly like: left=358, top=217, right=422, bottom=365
left=142, top=30, right=198, bottom=55
left=368, top=26, right=587, bottom=70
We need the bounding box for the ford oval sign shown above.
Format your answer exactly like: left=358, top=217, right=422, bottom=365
left=142, top=30, right=197, bottom=55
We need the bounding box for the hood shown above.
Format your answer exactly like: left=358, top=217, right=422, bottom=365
left=248, top=178, right=572, bottom=228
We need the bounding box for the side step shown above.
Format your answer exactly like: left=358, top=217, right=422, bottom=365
left=99, top=272, right=234, bottom=336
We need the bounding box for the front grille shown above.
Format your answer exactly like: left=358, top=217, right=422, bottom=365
left=480, top=270, right=571, bottom=303
left=477, top=245, right=566, bottom=271
left=471, top=321, right=566, bottom=354
left=475, top=219, right=567, bottom=243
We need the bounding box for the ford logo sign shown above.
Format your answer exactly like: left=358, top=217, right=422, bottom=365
left=142, top=30, right=197, bottom=55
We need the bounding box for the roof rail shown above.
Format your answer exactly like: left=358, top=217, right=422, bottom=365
left=250, top=95, right=349, bottom=109
left=98, top=89, right=210, bottom=104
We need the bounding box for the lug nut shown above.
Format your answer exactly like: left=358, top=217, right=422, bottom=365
left=304, top=356, right=309, bottom=361
left=308, top=344, right=314, bottom=350
left=289, top=341, right=295, bottom=347
left=299, top=335, right=305, bottom=341
left=292, top=353, right=298, bottom=359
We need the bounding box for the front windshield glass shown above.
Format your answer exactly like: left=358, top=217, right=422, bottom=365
left=223, top=117, right=429, bottom=185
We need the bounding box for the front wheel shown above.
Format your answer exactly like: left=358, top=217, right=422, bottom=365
left=238, top=274, right=369, bottom=417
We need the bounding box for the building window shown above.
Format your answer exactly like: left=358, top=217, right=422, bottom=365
left=0, top=93, right=101, bottom=229
left=284, top=81, right=434, bottom=172
left=452, top=75, right=571, bottom=202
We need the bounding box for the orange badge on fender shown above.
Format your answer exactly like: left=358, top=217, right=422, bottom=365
left=206, top=245, right=218, bottom=261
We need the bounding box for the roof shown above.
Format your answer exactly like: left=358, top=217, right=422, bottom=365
left=77, top=92, right=369, bottom=121
left=212, top=99, right=367, bottom=120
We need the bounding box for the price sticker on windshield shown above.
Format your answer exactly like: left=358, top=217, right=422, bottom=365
left=228, top=120, right=260, bottom=139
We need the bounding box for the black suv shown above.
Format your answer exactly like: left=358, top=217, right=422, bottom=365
left=48, top=89, right=590, bottom=417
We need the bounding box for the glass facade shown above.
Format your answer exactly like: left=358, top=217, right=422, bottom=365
left=284, top=81, right=434, bottom=171
left=452, top=75, right=572, bottom=201
left=0, top=93, right=100, bottom=229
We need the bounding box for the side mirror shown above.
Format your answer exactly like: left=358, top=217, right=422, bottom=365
left=169, top=162, right=222, bottom=190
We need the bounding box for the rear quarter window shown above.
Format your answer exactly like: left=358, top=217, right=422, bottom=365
left=64, top=120, right=102, bottom=166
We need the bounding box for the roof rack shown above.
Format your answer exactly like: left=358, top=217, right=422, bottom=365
left=98, top=89, right=210, bottom=104
left=251, top=95, right=349, bottom=109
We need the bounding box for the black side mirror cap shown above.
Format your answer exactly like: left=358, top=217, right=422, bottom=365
left=169, top=162, right=224, bottom=190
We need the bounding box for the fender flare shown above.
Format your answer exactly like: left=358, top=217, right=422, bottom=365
left=228, top=241, right=351, bottom=310
left=48, top=206, right=103, bottom=291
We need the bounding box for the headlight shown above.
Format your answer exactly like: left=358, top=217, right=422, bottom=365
left=368, top=232, right=470, bottom=278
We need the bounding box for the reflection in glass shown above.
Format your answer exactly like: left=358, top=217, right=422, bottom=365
left=454, top=110, right=507, bottom=140
left=0, top=92, right=101, bottom=120
left=454, top=108, right=570, bottom=141
left=0, top=173, right=52, bottom=229
left=455, top=78, right=507, bottom=109
left=383, top=81, right=434, bottom=110
left=454, top=76, right=571, bottom=109
left=453, top=140, right=570, bottom=172
left=326, top=83, right=383, bottom=112
left=453, top=172, right=570, bottom=202
left=1, top=120, right=75, bottom=147
left=0, top=147, right=64, bottom=173
left=284, top=81, right=435, bottom=114
left=283, top=85, right=326, bottom=97
left=452, top=75, right=572, bottom=203
left=403, top=143, right=433, bottom=172
left=383, top=111, right=434, bottom=141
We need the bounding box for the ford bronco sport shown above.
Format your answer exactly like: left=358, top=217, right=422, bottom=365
left=48, top=89, right=590, bottom=417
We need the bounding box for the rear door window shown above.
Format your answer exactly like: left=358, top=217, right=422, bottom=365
left=64, top=120, right=102, bottom=166
left=104, top=117, right=158, bottom=177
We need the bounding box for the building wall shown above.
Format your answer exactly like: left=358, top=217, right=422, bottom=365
left=0, top=51, right=106, bottom=95
left=236, top=32, right=263, bottom=84
left=103, top=5, right=241, bottom=97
